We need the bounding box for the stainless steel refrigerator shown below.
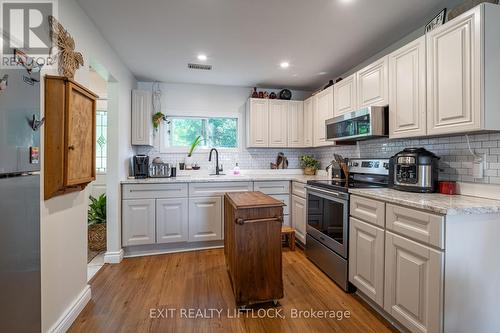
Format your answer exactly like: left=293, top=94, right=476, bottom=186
left=0, top=69, right=41, bottom=332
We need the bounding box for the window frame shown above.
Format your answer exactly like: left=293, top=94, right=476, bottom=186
left=159, top=112, right=243, bottom=154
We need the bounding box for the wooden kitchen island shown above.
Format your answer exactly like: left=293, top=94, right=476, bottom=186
left=224, top=191, right=284, bottom=308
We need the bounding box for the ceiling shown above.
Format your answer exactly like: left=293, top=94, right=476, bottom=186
left=77, top=0, right=454, bottom=90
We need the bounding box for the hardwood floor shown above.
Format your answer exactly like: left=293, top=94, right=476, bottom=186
left=70, top=249, right=396, bottom=333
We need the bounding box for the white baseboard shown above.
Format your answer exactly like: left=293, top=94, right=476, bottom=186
left=104, top=248, right=124, bottom=264
left=48, top=285, right=91, bottom=333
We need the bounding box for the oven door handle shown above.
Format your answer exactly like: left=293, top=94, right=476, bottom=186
left=304, top=185, right=348, bottom=200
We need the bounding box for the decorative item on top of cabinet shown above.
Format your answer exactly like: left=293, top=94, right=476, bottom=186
left=357, top=56, right=389, bottom=109
left=447, top=0, right=498, bottom=20
left=44, top=75, right=97, bottom=200
left=425, top=8, right=447, bottom=33
left=252, top=87, right=258, bottom=98
left=388, top=35, right=427, bottom=138
left=48, top=16, right=84, bottom=79
left=269, top=92, right=277, bottom=99
left=279, top=89, right=292, bottom=100
left=426, top=4, right=500, bottom=135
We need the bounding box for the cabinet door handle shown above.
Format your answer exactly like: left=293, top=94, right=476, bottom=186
left=68, top=145, right=75, bottom=150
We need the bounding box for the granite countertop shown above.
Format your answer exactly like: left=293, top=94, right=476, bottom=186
left=349, top=188, right=500, bottom=216
left=121, top=173, right=330, bottom=185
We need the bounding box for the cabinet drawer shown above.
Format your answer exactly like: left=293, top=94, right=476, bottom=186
left=189, top=182, right=253, bottom=197
left=292, top=181, right=306, bottom=198
left=122, top=183, right=188, bottom=199
left=254, top=181, right=290, bottom=194
left=269, top=194, right=290, bottom=215
left=386, top=204, right=444, bottom=249
left=350, top=195, right=385, bottom=227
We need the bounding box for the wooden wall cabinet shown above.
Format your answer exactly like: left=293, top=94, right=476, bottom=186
left=44, top=75, right=97, bottom=200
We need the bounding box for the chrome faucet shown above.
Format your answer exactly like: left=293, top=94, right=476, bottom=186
left=209, top=148, right=224, bottom=175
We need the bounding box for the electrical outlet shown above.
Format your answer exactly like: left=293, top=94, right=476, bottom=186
left=473, top=154, right=486, bottom=179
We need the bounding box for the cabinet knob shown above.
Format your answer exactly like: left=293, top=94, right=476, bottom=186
left=68, top=145, right=75, bottom=150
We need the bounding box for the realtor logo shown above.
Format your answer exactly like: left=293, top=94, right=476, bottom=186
left=1, top=0, right=57, bottom=67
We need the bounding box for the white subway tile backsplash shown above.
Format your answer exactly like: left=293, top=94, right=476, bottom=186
left=134, top=132, right=500, bottom=184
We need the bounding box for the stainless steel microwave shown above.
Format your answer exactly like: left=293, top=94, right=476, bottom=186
left=326, top=106, right=389, bottom=141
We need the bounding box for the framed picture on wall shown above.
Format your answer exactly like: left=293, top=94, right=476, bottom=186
left=425, top=8, right=447, bottom=33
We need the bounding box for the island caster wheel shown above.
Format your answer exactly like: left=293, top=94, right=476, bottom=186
left=273, top=300, right=279, bottom=306
left=238, top=305, right=247, bottom=311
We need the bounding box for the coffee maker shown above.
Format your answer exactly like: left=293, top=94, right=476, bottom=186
left=133, top=155, right=149, bottom=179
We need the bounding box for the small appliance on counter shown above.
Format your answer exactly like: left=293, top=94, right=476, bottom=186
left=389, top=148, right=440, bottom=193
left=133, top=155, right=149, bottom=179
left=149, top=157, right=172, bottom=178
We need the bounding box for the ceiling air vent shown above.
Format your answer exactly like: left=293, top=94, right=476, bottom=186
left=188, top=63, right=212, bottom=71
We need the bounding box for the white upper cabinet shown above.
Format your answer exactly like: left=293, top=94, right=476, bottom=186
left=334, top=74, right=357, bottom=116
left=303, top=97, right=314, bottom=147
left=389, top=36, right=427, bottom=138
left=269, top=100, right=288, bottom=147
left=357, top=56, right=389, bottom=108
left=313, top=86, right=334, bottom=147
left=287, top=101, right=304, bottom=147
left=131, top=90, right=153, bottom=146
left=426, top=4, right=500, bottom=135
left=246, top=98, right=269, bottom=148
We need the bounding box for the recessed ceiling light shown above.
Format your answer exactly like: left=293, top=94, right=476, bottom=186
left=339, top=0, right=354, bottom=3
left=318, top=71, right=328, bottom=76
left=280, top=61, right=290, bottom=69
left=197, top=54, right=207, bottom=61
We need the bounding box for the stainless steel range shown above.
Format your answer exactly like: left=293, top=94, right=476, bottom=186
left=305, top=158, right=389, bottom=291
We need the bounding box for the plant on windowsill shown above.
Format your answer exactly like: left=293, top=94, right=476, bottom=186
left=185, top=135, right=202, bottom=170
left=88, top=194, right=107, bottom=252
left=300, top=155, right=320, bottom=176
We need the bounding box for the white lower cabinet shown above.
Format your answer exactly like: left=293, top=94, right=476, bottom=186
left=122, top=199, right=156, bottom=246
left=384, top=231, right=444, bottom=333
left=349, top=217, right=385, bottom=306
left=156, top=198, right=188, bottom=244
left=291, top=195, right=306, bottom=244
left=188, top=196, right=223, bottom=242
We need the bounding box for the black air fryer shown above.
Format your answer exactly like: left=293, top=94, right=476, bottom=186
left=133, top=155, right=149, bottom=179
left=389, top=148, right=440, bottom=193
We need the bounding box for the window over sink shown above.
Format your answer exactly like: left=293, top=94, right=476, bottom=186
left=161, top=116, right=238, bottom=152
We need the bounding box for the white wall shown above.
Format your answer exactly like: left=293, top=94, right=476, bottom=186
left=40, top=0, right=136, bottom=331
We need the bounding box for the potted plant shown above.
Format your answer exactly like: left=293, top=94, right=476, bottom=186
left=300, top=155, right=320, bottom=175
left=88, top=194, right=106, bottom=252
left=152, top=112, right=166, bottom=131
left=185, top=135, right=202, bottom=170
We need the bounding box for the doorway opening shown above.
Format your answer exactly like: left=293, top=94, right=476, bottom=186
left=87, top=65, right=110, bottom=280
